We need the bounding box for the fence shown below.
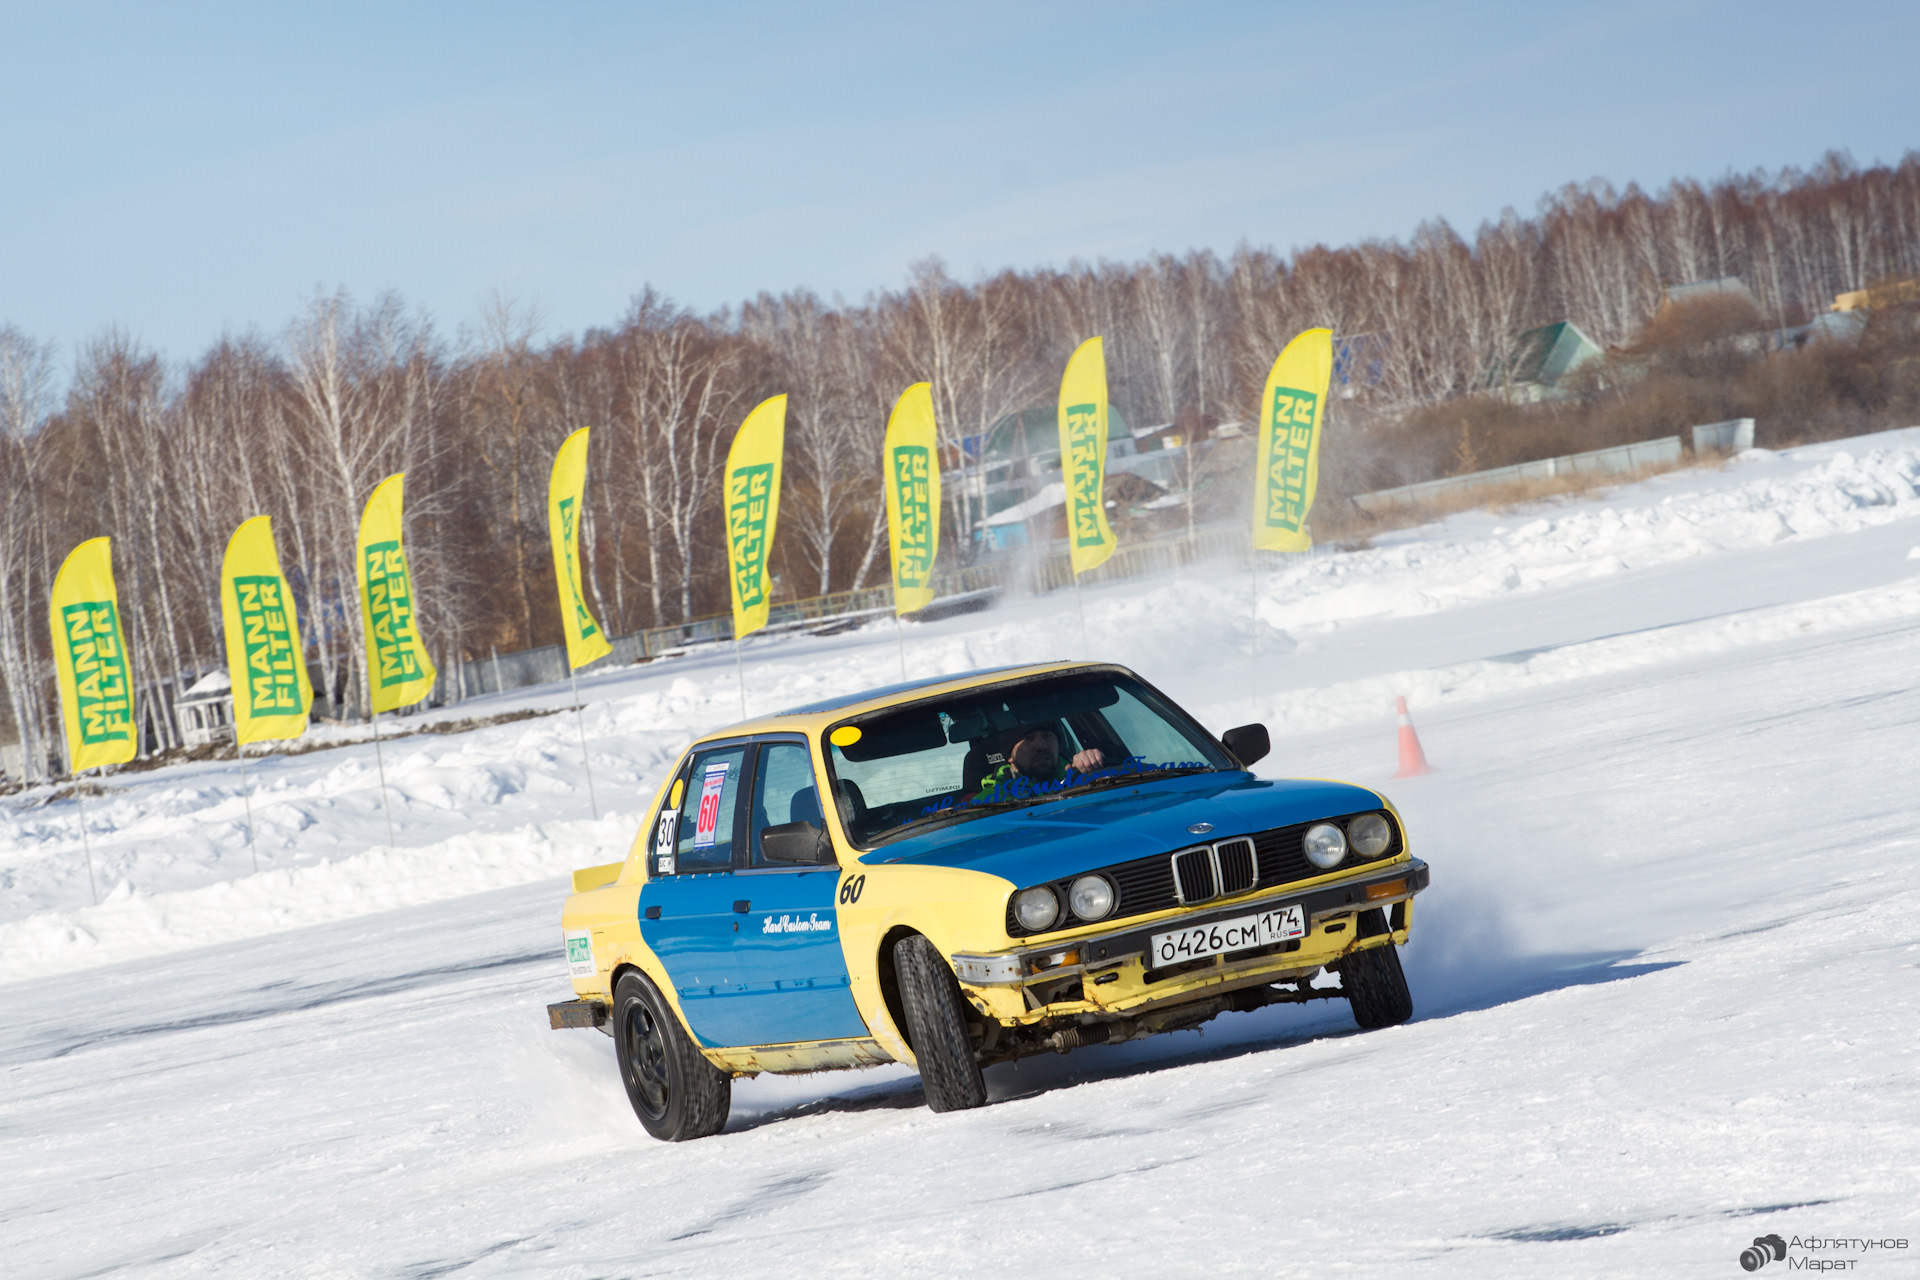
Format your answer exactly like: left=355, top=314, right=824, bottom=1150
left=436, top=522, right=1256, bottom=701
left=1351, top=436, right=1685, bottom=514
left=1017, top=523, right=1251, bottom=595
left=1690, top=418, right=1755, bottom=454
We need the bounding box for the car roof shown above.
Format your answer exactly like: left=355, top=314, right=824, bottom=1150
left=772, top=664, right=1033, bottom=715
left=692, top=660, right=1110, bottom=743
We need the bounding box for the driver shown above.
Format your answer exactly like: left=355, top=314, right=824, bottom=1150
left=976, top=725, right=1105, bottom=798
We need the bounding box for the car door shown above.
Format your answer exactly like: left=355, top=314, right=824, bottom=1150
left=730, top=738, right=868, bottom=1046
left=638, top=742, right=750, bottom=1048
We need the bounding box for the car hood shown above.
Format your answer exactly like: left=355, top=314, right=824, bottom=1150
left=858, top=771, right=1386, bottom=885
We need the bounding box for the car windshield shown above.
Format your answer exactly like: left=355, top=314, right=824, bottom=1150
left=824, top=670, right=1231, bottom=847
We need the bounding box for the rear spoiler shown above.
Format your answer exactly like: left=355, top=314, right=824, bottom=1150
left=571, top=861, right=624, bottom=893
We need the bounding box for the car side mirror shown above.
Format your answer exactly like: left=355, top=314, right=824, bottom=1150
left=761, top=820, right=834, bottom=865
left=1221, top=723, right=1270, bottom=768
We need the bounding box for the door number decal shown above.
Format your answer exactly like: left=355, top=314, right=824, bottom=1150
left=837, top=874, right=866, bottom=905
left=692, top=761, right=729, bottom=848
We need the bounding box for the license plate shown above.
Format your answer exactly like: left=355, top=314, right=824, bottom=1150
left=1150, top=903, right=1305, bottom=966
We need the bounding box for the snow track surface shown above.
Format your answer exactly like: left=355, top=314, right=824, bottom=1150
left=3, top=430, right=1920, bottom=1275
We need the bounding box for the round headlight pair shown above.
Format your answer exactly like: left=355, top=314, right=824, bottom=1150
left=1012, top=875, right=1116, bottom=932
left=1305, top=813, right=1394, bottom=869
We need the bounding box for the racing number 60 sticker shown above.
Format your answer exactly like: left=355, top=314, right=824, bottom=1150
left=837, top=874, right=866, bottom=905
left=692, top=762, right=729, bottom=848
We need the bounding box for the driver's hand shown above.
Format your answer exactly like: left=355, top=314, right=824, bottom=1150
left=1071, top=747, right=1106, bottom=771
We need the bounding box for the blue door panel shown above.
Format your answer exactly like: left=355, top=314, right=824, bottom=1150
left=729, top=869, right=867, bottom=1045
left=638, top=739, right=868, bottom=1051
left=639, top=869, right=867, bottom=1049
left=638, top=874, right=746, bottom=1048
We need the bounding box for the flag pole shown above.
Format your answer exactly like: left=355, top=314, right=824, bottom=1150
left=1250, top=548, right=1261, bottom=721
left=734, top=634, right=748, bottom=720
left=369, top=705, right=396, bottom=850
left=236, top=735, right=258, bottom=874
left=569, top=664, right=599, bottom=820
left=894, top=612, right=907, bottom=681
left=76, top=776, right=99, bottom=907
left=1073, top=574, right=1089, bottom=656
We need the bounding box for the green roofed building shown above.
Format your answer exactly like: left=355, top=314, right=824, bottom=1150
left=951, top=404, right=1134, bottom=551
left=979, top=403, right=1132, bottom=467
left=1487, top=320, right=1605, bottom=403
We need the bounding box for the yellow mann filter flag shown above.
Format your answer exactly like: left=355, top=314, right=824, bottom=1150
left=49, top=537, right=137, bottom=773
left=883, top=382, right=941, bottom=616
left=1058, top=336, right=1116, bottom=576
left=220, top=516, right=314, bottom=745
left=356, top=473, right=437, bottom=713
left=724, top=395, right=787, bottom=641
left=547, top=427, right=613, bottom=671
left=1253, top=328, right=1334, bottom=552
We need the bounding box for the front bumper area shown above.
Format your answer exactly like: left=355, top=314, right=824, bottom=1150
left=951, top=857, right=1429, bottom=988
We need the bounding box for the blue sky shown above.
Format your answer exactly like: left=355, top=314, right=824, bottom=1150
left=4, top=1, right=1916, bottom=360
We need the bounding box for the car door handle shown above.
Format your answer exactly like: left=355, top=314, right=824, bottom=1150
left=644, top=906, right=661, bottom=919
left=733, top=900, right=751, bottom=913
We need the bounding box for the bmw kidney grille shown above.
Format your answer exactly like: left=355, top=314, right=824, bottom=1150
left=1171, top=839, right=1257, bottom=904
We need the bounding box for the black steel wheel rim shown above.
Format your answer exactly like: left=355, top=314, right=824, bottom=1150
left=623, top=1001, right=671, bottom=1120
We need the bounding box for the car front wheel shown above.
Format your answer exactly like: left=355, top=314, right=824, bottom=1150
left=893, top=934, right=988, bottom=1113
left=1337, top=941, right=1414, bottom=1029
left=613, top=971, right=731, bottom=1141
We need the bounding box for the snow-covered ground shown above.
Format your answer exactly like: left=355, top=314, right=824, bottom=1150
left=4, top=431, right=1920, bottom=1276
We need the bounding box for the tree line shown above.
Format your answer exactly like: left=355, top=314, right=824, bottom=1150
left=3, top=148, right=1918, bottom=780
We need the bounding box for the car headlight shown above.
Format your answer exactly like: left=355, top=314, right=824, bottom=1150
left=1349, top=812, right=1392, bottom=858
left=1303, top=822, right=1348, bottom=869
left=1012, top=885, right=1061, bottom=932
left=1068, top=874, right=1115, bottom=921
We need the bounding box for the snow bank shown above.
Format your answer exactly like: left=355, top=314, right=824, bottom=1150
left=1256, top=442, right=1920, bottom=633
left=1247, top=565, right=1920, bottom=735
left=0, top=812, right=632, bottom=986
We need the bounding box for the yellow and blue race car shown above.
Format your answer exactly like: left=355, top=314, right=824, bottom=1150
left=550, top=661, right=1428, bottom=1141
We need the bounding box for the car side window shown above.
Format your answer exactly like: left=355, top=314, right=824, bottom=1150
left=649, top=766, right=689, bottom=874
left=665, top=745, right=747, bottom=874
left=749, top=742, right=824, bottom=867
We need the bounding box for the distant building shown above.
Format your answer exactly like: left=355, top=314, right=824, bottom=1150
left=1661, top=276, right=1759, bottom=313
left=1333, top=331, right=1389, bottom=394
left=1487, top=321, right=1606, bottom=403
left=0, top=703, right=22, bottom=781
left=1832, top=279, right=1920, bottom=311
left=948, top=402, right=1228, bottom=551
left=1769, top=310, right=1867, bottom=351
left=948, top=403, right=1135, bottom=550
left=175, top=669, right=235, bottom=748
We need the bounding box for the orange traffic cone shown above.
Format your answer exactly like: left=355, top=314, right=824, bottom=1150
left=1391, top=696, right=1435, bottom=778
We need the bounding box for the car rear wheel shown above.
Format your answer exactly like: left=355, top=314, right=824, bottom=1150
left=893, top=934, right=988, bottom=1113
left=1338, top=941, right=1414, bottom=1029
left=613, top=971, right=731, bottom=1141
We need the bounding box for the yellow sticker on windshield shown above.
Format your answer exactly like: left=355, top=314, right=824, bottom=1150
left=829, top=725, right=862, bottom=747
left=669, top=778, right=685, bottom=808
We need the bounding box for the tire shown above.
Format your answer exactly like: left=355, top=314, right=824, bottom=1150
left=893, top=934, right=988, bottom=1113
left=612, top=971, right=731, bottom=1141
left=1337, top=941, right=1414, bottom=1030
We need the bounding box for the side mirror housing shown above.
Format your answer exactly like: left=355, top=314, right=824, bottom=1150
left=760, top=821, right=834, bottom=865
left=1221, top=723, right=1270, bottom=768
